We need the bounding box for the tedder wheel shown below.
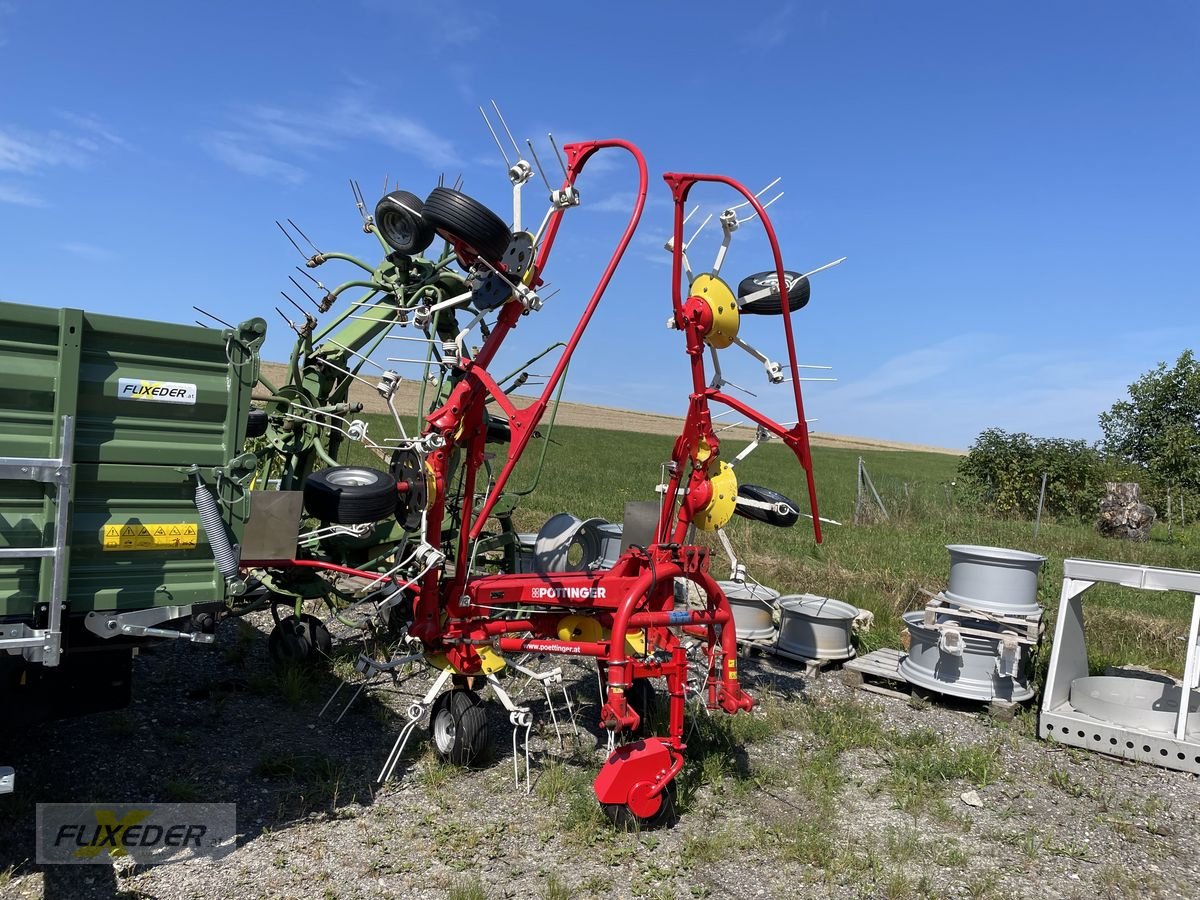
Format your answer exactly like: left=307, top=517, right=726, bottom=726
left=429, top=688, right=491, bottom=767
left=734, top=484, right=801, bottom=528
left=422, top=187, right=512, bottom=265
left=375, top=190, right=436, bottom=255
left=267, top=613, right=333, bottom=666
left=303, top=466, right=397, bottom=525
left=736, top=270, right=811, bottom=316
left=602, top=780, right=678, bottom=831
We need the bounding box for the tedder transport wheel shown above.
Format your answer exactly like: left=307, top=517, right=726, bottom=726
left=602, top=780, right=678, bottom=831
left=375, top=190, right=436, bottom=255
left=422, top=187, right=512, bottom=265
left=736, top=270, right=811, bottom=316
left=267, top=613, right=333, bottom=666
left=303, top=466, right=397, bottom=525
left=734, top=484, right=801, bottom=528
left=429, top=688, right=490, bottom=767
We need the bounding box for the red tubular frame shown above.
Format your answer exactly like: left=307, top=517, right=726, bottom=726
left=260, top=143, right=828, bottom=821
left=658, top=172, right=822, bottom=546
left=411, top=140, right=649, bottom=646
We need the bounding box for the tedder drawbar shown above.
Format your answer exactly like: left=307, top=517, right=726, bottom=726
left=236, top=123, right=834, bottom=826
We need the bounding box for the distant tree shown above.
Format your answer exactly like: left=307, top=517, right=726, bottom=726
left=957, top=428, right=1104, bottom=519
left=1099, top=350, right=1200, bottom=494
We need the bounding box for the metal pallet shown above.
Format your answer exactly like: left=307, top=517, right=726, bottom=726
left=843, top=647, right=1020, bottom=717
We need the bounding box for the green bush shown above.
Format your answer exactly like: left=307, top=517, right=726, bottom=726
left=957, top=428, right=1107, bottom=520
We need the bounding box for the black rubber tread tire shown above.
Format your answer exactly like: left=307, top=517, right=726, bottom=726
left=485, top=417, right=512, bottom=444
left=429, top=688, right=491, bottom=767
left=303, top=466, right=397, bottom=525
left=422, top=187, right=512, bottom=264
left=736, top=270, right=811, bottom=316
left=602, top=780, right=678, bottom=831
left=627, top=678, right=661, bottom=739
left=375, top=190, right=436, bottom=255
left=267, top=613, right=332, bottom=666
left=246, top=408, right=268, bottom=439
left=735, top=483, right=800, bottom=528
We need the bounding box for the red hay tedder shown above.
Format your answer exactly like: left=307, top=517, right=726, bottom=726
left=242, top=134, right=829, bottom=827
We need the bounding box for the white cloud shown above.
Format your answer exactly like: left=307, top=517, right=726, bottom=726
left=0, top=182, right=44, bottom=206
left=586, top=191, right=642, bottom=214
left=810, top=330, right=1181, bottom=448
left=202, top=91, right=460, bottom=183
left=0, top=114, right=128, bottom=208
left=54, top=111, right=132, bottom=150
left=0, top=130, right=71, bottom=173
left=202, top=131, right=308, bottom=185
left=0, top=115, right=128, bottom=174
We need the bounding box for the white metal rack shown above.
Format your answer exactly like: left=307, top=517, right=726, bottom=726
left=1040, top=557, right=1200, bottom=775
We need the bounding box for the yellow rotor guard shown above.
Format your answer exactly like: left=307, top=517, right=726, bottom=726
left=426, top=645, right=507, bottom=675
left=694, top=461, right=738, bottom=531
left=557, top=614, right=604, bottom=644
left=690, top=273, right=740, bottom=349
left=556, top=614, right=647, bottom=655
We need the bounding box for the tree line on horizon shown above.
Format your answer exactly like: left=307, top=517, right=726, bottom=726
left=957, top=349, right=1199, bottom=522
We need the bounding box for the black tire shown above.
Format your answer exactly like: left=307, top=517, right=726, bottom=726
left=423, top=187, right=512, bottom=265
left=429, top=688, right=490, bottom=767
left=375, top=190, right=436, bottom=255
left=246, top=408, right=268, bottom=439
left=602, top=780, right=678, bottom=831
left=735, top=484, right=800, bottom=528
left=736, top=271, right=811, bottom=316
left=303, top=466, right=397, bottom=525
left=267, top=613, right=332, bottom=666
left=388, top=449, right=427, bottom=531
left=485, top=417, right=511, bottom=444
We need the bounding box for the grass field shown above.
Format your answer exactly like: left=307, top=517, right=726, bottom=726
left=345, top=414, right=1199, bottom=680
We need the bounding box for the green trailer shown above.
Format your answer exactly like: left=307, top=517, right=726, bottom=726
left=0, top=300, right=265, bottom=753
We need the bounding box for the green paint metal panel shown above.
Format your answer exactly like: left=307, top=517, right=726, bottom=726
left=0, top=300, right=265, bottom=619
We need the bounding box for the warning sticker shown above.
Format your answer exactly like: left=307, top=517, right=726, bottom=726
left=102, top=523, right=198, bottom=551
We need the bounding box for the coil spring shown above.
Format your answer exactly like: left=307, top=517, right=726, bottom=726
left=194, top=475, right=238, bottom=580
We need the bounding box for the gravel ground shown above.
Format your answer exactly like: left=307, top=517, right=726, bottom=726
left=2, top=614, right=1198, bottom=900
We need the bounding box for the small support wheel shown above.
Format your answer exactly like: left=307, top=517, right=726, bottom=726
left=429, top=688, right=491, bottom=767
left=267, top=613, right=332, bottom=667
left=303, top=466, right=398, bottom=525
left=601, top=780, right=678, bottom=831
left=375, top=190, right=436, bottom=255
left=423, top=187, right=512, bottom=266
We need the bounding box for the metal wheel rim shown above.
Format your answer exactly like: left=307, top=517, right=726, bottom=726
left=433, top=707, right=456, bottom=752
left=382, top=210, right=414, bottom=245
left=326, top=467, right=381, bottom=488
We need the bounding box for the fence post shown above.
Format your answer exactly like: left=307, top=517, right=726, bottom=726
left=1034, top=472, right=1048, bottom=538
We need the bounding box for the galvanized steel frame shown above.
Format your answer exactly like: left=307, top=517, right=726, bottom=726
left=1040, top=557, right=1200, bottom=775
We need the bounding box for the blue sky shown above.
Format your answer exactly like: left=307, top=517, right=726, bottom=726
left=1, top=1, right=1196, bottom=449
